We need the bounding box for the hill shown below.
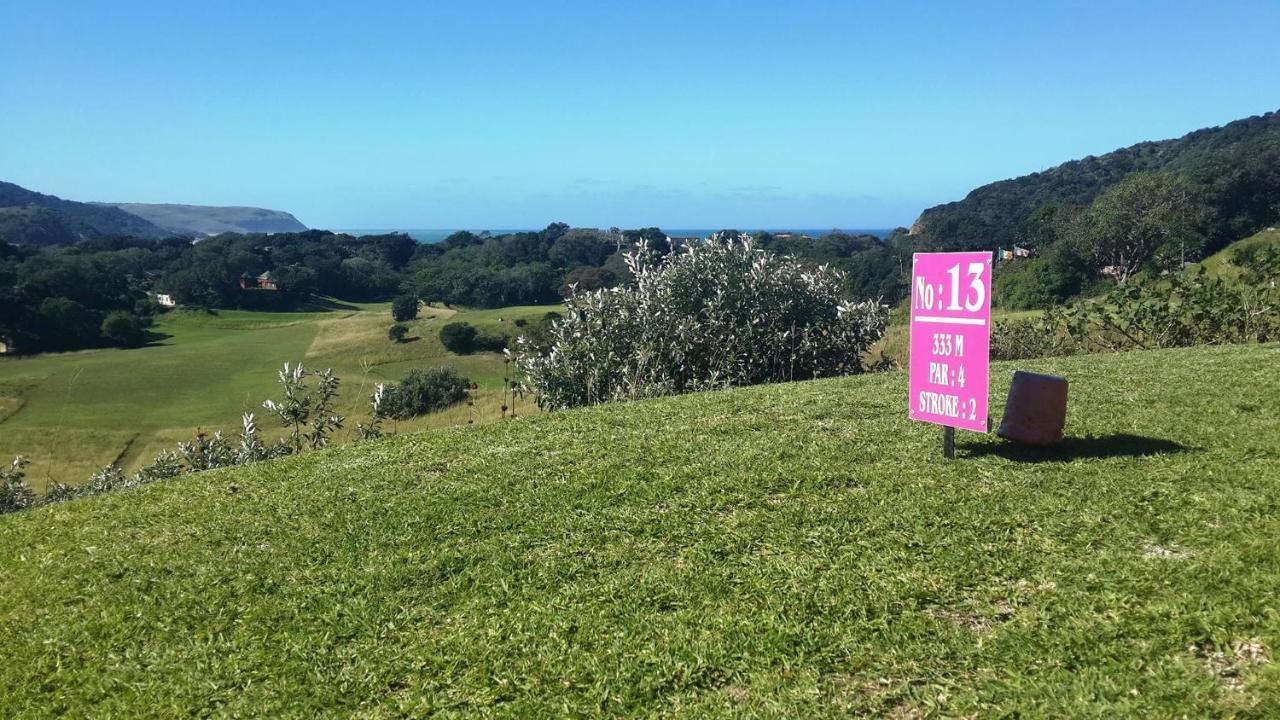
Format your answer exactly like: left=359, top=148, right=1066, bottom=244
left=1194, top=226, right=1280, bottom=281
left=0, top=181, right=168, bottom=245
left=2, top=343, right=1278, bottom=716
left=99, top=202, right=308, bottom=236
left=912, top=110, right=1280, bottom=255
left=0, top=302, right=556, bottom=491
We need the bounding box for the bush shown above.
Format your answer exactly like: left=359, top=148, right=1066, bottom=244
left=382, top=366, right=471, bottom=419
left=101, top=311, right=150, bottom=348
left=391, top=294, right=419, bottom=322
left=990, top=317, right=1066, bottom=360
left=440, top=322, right=506, bottom=353
left=990, top=267, right=1280, bottom=359
left=439, top=322, right=477, bottom=352
left=388, top=323, right=409, bottom=343
left=520, top=238, right=888, bottom=409
left=1, top=457, right=35, bottom=515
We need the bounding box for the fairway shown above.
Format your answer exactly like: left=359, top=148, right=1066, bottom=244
left=0, top=302, right=559, bottom=491
left=1, top=344, right=1278, bottom=716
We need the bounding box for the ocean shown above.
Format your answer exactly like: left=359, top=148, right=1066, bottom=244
left=336, top=228, right=895, bottom=243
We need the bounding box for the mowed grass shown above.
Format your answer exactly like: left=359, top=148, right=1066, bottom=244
left=2, top=344, right=1278, bottom=717
left=0, top=302, right=558, bottom=491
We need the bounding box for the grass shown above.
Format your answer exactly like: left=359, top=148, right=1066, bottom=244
left=0, top=302, right=557, bottom=491
left=2, top=343, right=1278, bottom=717
left=1195, top=227, right=1280, bottom=281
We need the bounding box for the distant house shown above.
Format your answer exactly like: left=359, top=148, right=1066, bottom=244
left=0, top=336, right=14, bottom=355
left=665, top=235, right=701, bottom=250
left=239, top=272, right=279, bottom=291
left=151, top=292, right=177, bottom=308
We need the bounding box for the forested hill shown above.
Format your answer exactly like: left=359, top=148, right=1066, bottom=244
left=0, top=181, right=168, bottom=246
left=98, top=203, right=307, bottom=236
left=0, top=181, right=308, bottom=245
left=911, top=110, right=1280, bottom=254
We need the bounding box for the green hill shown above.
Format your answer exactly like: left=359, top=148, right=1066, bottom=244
left=912, top=110, right=1280, bottom=255
left=3, top=344, right=1279, bottom=716
left=1194, top=227, right=1280, bottom=281
left=0, top=181, right=168, bottom=245
left=98, top=202, right=308, bottom=236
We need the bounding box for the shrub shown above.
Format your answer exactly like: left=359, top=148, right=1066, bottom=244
left=520, top=238, right=888, bottom=409
left=990, top=267, right=1280, bottom=359
left=1, top=457, right=35, bottom=514
left=388, top=323, right=409, bottom=342
left=439, top=322, right=477, bottom=352
left=354, top=384, right=390, bottom=441
left=262, top=363, right=345, bottom=453
left=177, top=431, right=235, bottom=472
left=391, top=294, right=419, bottom=322
left=990, top=317, right=1067, bottom=360
left=382, top=366, right=471, bottom=419
left=100, top=311, right=151, bottom=348
left=440, top=322, right=506, bottom=353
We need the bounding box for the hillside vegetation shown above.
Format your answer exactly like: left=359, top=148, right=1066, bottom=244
left=1195, top=227, right=1280, bottom=280
left=0, top=181, right=168, bottom=245
left=2, top=344, right=1278, bottom=716
left=912, top=110, right=1280, bottom=255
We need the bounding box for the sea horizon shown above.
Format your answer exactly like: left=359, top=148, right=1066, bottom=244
left=333, top=227, right=897, bottom=243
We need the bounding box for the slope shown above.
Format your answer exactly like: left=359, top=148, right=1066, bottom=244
left=0, top=181, right=168, bottom=245
left=912, top=110, right=1280, bottom=254
left=1, top=344, right=1278, bottom=716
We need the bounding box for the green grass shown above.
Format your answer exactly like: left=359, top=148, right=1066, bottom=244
left=2, top=343, right=1278, bottom=717
left=1195, top=227, right=1280, bottom=280
left=0, top=302, right=559, bottom=491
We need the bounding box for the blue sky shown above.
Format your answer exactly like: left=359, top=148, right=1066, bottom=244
left=2, top=1, right=1277, bottom=230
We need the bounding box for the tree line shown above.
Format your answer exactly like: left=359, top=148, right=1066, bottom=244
left=1, top=224, right=909, bottom=354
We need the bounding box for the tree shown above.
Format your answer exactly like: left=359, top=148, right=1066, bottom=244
left=439, top=322, right=477, bottom=353
left=35, top=297, right=100, bottom=352
left=391, top=294, right=419, bottom=322
left=100, top=311, right=149, bottom=348
left=1067, top=173, right=1207, bottom=283
left=388, top=323, right=409, bottom=343
left=439, top=321, right=505, bottom=353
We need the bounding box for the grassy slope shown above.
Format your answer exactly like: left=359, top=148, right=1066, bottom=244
left=0, top=303, right=556, bottom=491
left=1195, top=227, right=1280, bottom=280
left=2, top=344, right=1278, bottom=717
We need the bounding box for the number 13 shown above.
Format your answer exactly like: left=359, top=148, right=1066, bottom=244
left=946, top=262, right=986, bottom=312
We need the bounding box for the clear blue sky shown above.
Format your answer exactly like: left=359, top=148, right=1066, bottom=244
left=2, top=1, right=1277, bottom=230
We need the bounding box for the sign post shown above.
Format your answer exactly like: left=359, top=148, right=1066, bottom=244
left=908, top=252, right=992, bottom=457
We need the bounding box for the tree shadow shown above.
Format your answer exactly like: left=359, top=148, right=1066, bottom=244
left=299, top=297, right=360, bottom=312
left=140, top=329, right=174, bottom=347
left=963, top=434, right=1191, bottom=463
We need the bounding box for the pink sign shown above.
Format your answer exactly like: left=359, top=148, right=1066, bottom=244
left=908, top=252, right=992, bottom=433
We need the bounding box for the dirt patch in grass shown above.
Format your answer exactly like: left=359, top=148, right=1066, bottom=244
left=1142, top=542, right=1196, bottom=560
left=931, top=601, right=1016, bottom=633
left=1192, top=638, right=1271, bottom=691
